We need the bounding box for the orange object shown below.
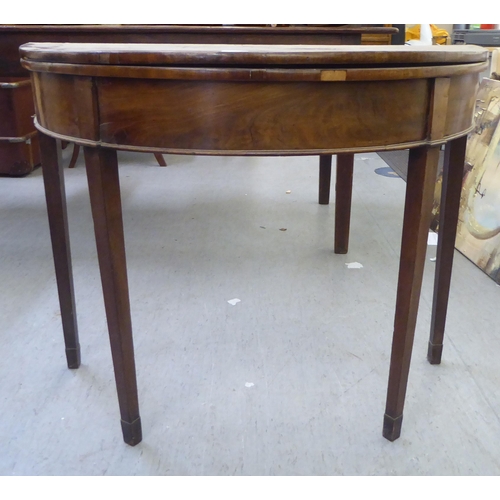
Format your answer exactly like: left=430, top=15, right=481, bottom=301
left=405, top=24, right=449, bottom=44
left=481, top=24, right=496, bottom=29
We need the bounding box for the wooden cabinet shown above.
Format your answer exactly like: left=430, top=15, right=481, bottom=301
left=0, top=77, right=40, bottom=175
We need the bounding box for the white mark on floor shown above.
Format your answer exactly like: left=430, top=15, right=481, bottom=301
left=345, top=262, right=364, bottom=269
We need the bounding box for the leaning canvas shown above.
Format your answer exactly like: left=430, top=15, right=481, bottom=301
left=455, top=78, right=500, bottom=284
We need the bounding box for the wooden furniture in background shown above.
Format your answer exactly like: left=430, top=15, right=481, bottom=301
left=22, top=42, right=484, bottom=447
left=0, top=24, right=397, bottom=176
left=361, top=24, right=397, bottom=45
left=0, top=77, right=40, bottom=176
left=1, top=25, right=399, bottom=77
left=64, top=144, right=167, bottom=169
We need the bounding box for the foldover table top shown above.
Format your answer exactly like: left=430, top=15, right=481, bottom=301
left=20, top=42, right=487, bottom=67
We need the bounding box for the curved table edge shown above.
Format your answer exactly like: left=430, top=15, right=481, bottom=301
left=34, top=118, right=476, bottom=157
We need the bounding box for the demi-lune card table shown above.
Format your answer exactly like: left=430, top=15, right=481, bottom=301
left=20, top=42, right=488, bottom=446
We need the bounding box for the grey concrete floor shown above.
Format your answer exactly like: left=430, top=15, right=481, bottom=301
left=1, top=149, right=500, bottom=476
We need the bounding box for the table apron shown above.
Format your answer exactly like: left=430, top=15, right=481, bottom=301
left=31, top=72, right=480, bottom=154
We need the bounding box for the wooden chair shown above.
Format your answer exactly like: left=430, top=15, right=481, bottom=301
left=62, top=142, right=167, bottom=168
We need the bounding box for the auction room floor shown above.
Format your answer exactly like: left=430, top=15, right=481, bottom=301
left=1, top=149, right=499, bottom=475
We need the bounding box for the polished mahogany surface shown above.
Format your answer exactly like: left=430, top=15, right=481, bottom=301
left=1, top=24, right=398, bottom=77
left=20, top=42, right=486, bottom=446
left=21, top=43, right=487, bottom=156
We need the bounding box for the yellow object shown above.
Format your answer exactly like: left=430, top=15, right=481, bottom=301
left=406, top=24, right=449, bottom=45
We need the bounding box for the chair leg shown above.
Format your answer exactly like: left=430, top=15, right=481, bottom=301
left=334, top=154, right=354, bottom=254
left=154, top=153, right=167, bottom=166
left=39, top=133, right=81, bottom=369
left=84, top=146, right=142, bottom=446
left=68, top=144, right=80, bottom=169
left=383, top=145, right=440, bottom=441
left=427, top=135, right=467, bottom=364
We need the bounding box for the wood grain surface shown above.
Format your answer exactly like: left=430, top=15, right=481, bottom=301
left=20, top=42, right=487, bottom=67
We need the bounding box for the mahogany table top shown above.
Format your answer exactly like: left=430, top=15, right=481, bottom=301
left=20, top=42, right=487, bottom=67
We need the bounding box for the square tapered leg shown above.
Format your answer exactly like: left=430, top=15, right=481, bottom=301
left=427, top=136, right=468, bottom=364
left=84, top=146, right=142, bottom=446
left=39, top=133, right=81, bottom=369
left=383, top=145, right=440, bottom=441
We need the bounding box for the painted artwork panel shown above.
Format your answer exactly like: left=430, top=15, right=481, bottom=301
left=455, top=78, right=500, bottom=284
